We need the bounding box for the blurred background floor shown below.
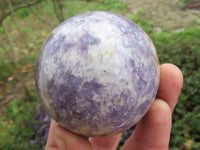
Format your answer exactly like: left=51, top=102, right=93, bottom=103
left=120, top=0, right=200, bottom=31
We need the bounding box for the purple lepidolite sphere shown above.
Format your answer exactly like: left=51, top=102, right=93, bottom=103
left=35, top=11, right=160, bottom=137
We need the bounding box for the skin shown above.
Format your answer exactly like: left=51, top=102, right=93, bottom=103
left=45, top=63, right=183, bottom=150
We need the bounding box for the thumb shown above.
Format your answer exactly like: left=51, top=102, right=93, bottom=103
left=53, top=125, right=93, bottom=150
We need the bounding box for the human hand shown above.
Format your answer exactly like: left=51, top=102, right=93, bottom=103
left=45, top=63, right=183, bottom=150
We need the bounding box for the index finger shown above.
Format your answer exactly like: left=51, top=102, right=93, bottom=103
left=156, top=63, right=183, bottom=112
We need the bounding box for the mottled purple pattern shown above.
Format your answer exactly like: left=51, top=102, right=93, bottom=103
left=35, top=11, right=160, bottom=137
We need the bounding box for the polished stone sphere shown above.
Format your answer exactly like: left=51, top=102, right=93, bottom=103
left=35, top=11, right=160, bottom=137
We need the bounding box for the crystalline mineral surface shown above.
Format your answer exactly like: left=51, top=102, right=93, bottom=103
left=35, top=11, right=160, bottom=137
